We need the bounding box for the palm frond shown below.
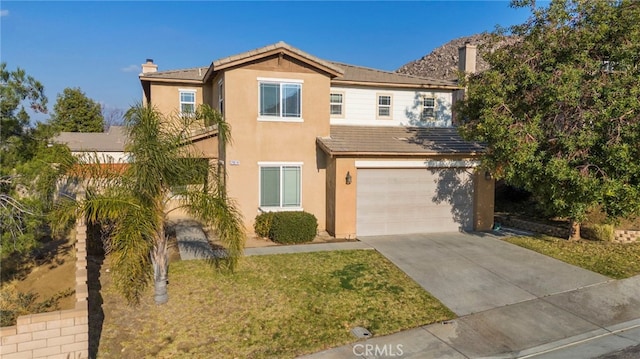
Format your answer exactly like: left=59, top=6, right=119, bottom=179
left=184, top=190, right=245, bottom=271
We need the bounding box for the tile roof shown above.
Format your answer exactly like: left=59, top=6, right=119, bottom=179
left=317, top=125, right=484, bottom=155
left=330, top=62, right=458, bottom=88
left=141, top=66, right=208, bottom=81
left=53, top=126, right=128, bottom=152
left=140, top=42, right=458, bottom=88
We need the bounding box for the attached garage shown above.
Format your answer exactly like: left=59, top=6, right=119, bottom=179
left=318, top=125, right=494, bottom=239
left=356, top=166, right=474, bottom=236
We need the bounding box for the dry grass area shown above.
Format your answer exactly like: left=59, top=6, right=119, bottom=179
left=503, top=236, right=640, bottom=279
left=96, top=250, right=454, bottom=358
left=0, top=237, right=76, bottom=326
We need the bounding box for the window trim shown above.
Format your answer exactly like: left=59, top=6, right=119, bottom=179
left=179, top=89, right=197, bottom=116
left=330, top=91, right=345, bottom=118
left=421, top=96, right=436, bottom=121
left=376, top=93, right=393, bottom=120
left=257, top=78, right=304, bottom=122
left=258, top=162, right=303, bottom=211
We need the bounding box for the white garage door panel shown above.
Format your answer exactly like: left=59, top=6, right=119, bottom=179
left=356, top=168, right=474, bottom=236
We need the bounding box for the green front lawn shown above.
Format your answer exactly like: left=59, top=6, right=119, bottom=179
left=98, top=250, right=454, bottom=358
left=503, top=236, right=640, bottom=279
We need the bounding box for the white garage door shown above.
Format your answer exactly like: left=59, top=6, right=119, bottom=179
left=356, top=168, right=474, bottom=236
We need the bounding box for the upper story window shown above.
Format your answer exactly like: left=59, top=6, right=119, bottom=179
left=377, top=94, right=392, bottom=119
left=218, top=81, right=224, bottom=114
left=179, top=90, right=196, bottom=115
left=330, top=92, right=344, bottom=117
left=258, top=78, right=303, bottom=121
left=422, top=97, right=435, bottom=120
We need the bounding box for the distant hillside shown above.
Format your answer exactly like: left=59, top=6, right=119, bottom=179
left=396, top=34, right=517, bottom=81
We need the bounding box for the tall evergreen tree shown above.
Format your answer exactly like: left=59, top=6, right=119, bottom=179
left=50, top=87, right=104, bottom=133
left=458, top=0, right=640, bottom=239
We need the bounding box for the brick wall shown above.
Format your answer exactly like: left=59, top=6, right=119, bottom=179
left=615, top=230, right=640, bottom=243
left=496, top=215, right=570, bottom=238
left=496, top=215, right=639, bottom=243
left=0, top=218, right=89, bottom=359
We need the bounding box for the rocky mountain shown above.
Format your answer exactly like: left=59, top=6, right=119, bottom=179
left=396, top=33, right=517, bottom=81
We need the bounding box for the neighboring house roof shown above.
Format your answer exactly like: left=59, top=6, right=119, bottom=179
left=317, top=125, right=484, bottom=156
left=330, top=62, right=458, bottom=89
left=139, top=41, right=458, bottom=89
left=53, top=126, right=128, bottom=152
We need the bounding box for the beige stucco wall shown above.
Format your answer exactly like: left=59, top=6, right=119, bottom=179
left=223, top=55, right=331, bottom=233
left=326, top=157, right=358, bottom=239
left=473, top=170, right=495, bottom=231
left=189, top=136, right=218, bottom=159
left=149, top=82, right=207, bottom=118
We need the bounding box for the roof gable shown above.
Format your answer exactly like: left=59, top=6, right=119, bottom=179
left=207, top=41, right=344, bottom=79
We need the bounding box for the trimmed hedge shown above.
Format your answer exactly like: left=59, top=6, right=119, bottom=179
left=254, top=211, right=317, bottom=244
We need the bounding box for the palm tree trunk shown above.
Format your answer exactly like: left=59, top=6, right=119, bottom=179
left=568, top=220, right=581, bottom=241
left=151, top=231, right=169, bottom=304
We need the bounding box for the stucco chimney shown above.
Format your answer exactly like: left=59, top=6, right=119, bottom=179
left=142, top=58, right=158, bottom=74
left=458, top=42, right=477, bottom=74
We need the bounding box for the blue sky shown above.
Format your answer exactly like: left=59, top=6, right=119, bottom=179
left=2, top=1, right=534, bottom=123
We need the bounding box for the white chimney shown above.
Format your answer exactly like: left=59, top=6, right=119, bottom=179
left=141, top=58, right=158, bottom=74
left=458, top=42, right=477, bottom=74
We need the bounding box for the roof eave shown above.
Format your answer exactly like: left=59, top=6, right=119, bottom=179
left=138, top=75, right=204, bottom=85
left=316, top=139, right=484, bottom=158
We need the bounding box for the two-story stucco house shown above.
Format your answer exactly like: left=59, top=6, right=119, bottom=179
left=139, top=41, right=494, bottom=238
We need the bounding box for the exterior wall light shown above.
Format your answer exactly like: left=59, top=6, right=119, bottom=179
left=346, top=171, right=352, bottom=185
left=485, top=171, right=492, bottom=181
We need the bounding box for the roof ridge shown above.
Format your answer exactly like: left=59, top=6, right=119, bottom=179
left=330, top=61, right=452, bottom=83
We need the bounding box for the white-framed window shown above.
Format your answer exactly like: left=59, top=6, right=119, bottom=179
left=179, top=90, right=196, bottom=115
left=422, top=97, right=435, bottom=120
left=259, top=162, right=302, bottom=209
left=218, top=80, right=224, bottom=114
left=377, top=94, right=392, bottom=119
left=258, top=78, right=302, bottom=121
left=330, top=92, right=344, bottom=117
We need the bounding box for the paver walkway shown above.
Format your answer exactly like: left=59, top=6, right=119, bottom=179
left=174, top=221, right=225, bottom=260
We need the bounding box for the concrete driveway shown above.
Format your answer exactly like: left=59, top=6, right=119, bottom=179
left=359, top=232, right=610, bottom=316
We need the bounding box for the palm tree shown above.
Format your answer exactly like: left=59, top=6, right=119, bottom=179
left=56, top=104, right=245, bottom=305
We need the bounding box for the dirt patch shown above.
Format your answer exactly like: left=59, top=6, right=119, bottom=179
left=14, top=245, right=76, bottom=310
left=0, top=236, right=76, bottom=326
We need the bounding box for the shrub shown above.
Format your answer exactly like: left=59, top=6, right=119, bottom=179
left=254, top=212, right=276, bottom=238
left=269, top=211, right=317, bottom=244
left=582, top=224, right=615, bottom=242
left=0, top=282, right=74, bottom=326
